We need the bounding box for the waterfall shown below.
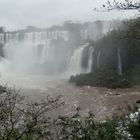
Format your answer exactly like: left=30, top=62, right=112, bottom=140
left=3, top=41, right=39, bottom=73
left=87, top=47, right=94, bottom=73
left=118, top=47, right=122, bottom=76
left=1, top=30, right=87, bottom=75
left=40, top=39, right=52, bottom=64
left=0, top=34, right=4, bottom=44
left=97, top=50, right=101, bottom=68
left=69, top=44, right=88, bottom=74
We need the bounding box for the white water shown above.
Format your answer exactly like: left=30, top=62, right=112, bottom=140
left=87, top=47, right=94, bottom=73
left=0, top=31, right=91, bottom=87
left=3, top=42, right=39, bottom=74
left=40, top=39, right=52, bottom=64
left=97, top=50, right=101, bottom=69
left=118, top=47, right=122, bottom=76
left=69, top=43, right=92, bottom=75
left=69, top=47, right=85, bottom=75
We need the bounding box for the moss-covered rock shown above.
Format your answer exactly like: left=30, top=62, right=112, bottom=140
left=69, top=68, right=131, bottom=89
left=70, top=18, right=140, bottom=89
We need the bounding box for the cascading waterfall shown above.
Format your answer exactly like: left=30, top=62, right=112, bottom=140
left=117, top=47, right=122, bottom=76
left=0, top=30, right=93, bottom=76
left=87, top=47, right=94, bottom=73
left=69, top=44, right=90, bottom=74
left=0, top=34, right=4, bottom=44
left=69, top=47, right=85, bottom=74
left=97, top=50, right=101, bottom=69
left=40, top=39, right=52, bottom=64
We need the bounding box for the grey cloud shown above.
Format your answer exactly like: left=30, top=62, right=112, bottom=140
left=0, top=0, right=138, bottom=30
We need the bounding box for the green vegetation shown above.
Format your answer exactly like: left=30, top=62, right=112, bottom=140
left=0, top=86, right=139, bottom=140
left=69, top=69, right=130, bottom=89
left=70, top=17, right=140, bottom=89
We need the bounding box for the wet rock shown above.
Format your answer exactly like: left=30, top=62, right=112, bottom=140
left=136, top=100, right=140, bottom=104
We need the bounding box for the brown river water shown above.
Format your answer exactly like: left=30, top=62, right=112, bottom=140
left=1, top=73, right=140, bottom=120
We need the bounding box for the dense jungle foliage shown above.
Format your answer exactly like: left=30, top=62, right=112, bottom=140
left=70, top=18, right=140, bottom=88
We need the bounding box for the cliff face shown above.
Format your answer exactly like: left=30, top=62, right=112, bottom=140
left=92, top=17, right=140, bottom=76
left=70, top=18, right=140, bottom=88
left=91, top=43, right=118, bottom=73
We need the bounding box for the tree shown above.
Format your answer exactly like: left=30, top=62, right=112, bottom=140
left=0, top=27, right=5, bottom=33
left=94, top=0, right=140, bottom=11
left=0, top=86, right=64, bottom=140
left=126, top=17, right=140, bottom=39
left=94, top=1, right=140, bottom=41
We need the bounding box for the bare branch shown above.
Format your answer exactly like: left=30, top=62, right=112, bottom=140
left=94, top=0, right=140, bottom=12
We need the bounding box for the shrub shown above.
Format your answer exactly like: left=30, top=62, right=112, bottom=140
left=0, top=86, right=64, bottom=140
left=0, top=85, right=139, bottom=140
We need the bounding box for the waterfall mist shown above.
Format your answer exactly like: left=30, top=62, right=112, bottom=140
left=0, top=20, right=123, bottom=87
left=0, top=33, right=88, bottom=87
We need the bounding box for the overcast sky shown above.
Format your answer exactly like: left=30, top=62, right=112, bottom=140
left=0, top=0, right=138, bottom=30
